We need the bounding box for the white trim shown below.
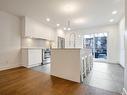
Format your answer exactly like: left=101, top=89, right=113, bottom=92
left=28, top=63, right=41, bottom=68
left=22, top=63, right=41, bottom=68
left=0, top=64, right=21, bottom=71
left=122, top=88, right=127, bottom=95
left=93, top=59, right=120, bottom=64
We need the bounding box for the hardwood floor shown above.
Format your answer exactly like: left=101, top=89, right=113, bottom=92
left=0, top=67, right=120, bottom=95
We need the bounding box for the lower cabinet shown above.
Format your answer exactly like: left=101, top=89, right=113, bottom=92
left=22, top=48, right=42, bottom=68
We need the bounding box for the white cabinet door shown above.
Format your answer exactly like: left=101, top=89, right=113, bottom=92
left=28, top=49, right=42, bottom=67
left=23, top=17, right=54, bottom=40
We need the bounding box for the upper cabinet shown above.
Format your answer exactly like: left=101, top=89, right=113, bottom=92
left=22, top=17, right=55, bottom=41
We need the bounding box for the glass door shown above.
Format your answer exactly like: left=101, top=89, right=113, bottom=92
left=83, top=33, right=107, bottom=59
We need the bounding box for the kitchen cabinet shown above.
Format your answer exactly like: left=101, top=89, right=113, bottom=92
left=22, top=17, right=55, bottom=41
left=22, top=48, right=42, bottom=68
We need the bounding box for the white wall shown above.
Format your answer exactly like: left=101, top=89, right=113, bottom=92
left=65, top=25, right=120, bottom=63
left=57, top=29, right=65, bottom=38
left=0, top=11, right=21, bottom=70
left=118, top=16, right=127, bottom=94
left=124, top=0, right=127, bottom=91
left=119, top=17, right=125, bottom=67
left=52, top=29, right=65, bottom=48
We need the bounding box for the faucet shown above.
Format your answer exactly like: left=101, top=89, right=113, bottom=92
left=69, top=33, right=76, bottom=48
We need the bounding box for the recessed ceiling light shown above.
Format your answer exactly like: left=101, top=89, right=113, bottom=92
left=74, top=18, right=85, bottom=24
left=46, top=18, right=50, bottom=22
left=56, top=24, right=60, bottom=27
left=62, top=3, right=78, bottom=13
left=109, top=19, right=114, bottom=22
left=112, top=11, right=118, bottom=14
left=67, top=28, right=71, bottom=31
left=63, top=27, right=66, bottom=30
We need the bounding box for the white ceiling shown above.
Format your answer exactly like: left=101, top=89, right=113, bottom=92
left=0, top=0, right=124, bottom=30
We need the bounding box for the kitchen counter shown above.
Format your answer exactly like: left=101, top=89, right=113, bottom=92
left=51, top=48, right=93, bottom=83
left=22, top=47, right=45, bottom=49
left=52, top=48, right=81, bottom=50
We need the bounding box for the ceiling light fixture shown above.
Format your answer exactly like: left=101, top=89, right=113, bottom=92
left=56, top=24, right=60, bottom=27
left=63, top=20, right=71, bottom=31
left=109, top=19, right=114, bottom=22
left=67, top=20, right=71, bottom=31
left=46, top=18, right=50, bottom=22
left=67, top=28, right=71, bottom=31
left=62, top=3, right=78, bottom=13
left=112, top=11, right=118, bottom=14
left=64, top=27, right=67, bottom=30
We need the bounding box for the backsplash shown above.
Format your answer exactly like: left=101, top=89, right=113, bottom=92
left=22, top=37, right=50, bottom=48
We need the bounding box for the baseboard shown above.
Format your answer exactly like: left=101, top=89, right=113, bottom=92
left=94, top=60, right=120, bottom=64
left=122, top=88, right=127, bottom=95
left=93, top=59, right=119, bottom=64
left=22, top=63, right=41, bottom=68
left=0, top=64, right=21, bottom=71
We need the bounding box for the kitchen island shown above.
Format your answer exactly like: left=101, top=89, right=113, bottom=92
left=51, top=48, right=93, bottom=83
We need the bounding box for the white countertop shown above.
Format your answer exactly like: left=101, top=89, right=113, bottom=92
left=51, top=48, right=82, bottom=50
left=22, top=47, right=45, bottom=49
left=22, top=47, right=83, bottom=50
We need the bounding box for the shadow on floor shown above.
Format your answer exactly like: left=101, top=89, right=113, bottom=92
left=31, top=64, right=50, bottom=74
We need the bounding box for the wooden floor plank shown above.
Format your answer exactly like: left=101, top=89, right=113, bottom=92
left=0, top=67, right=120, bottom=95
